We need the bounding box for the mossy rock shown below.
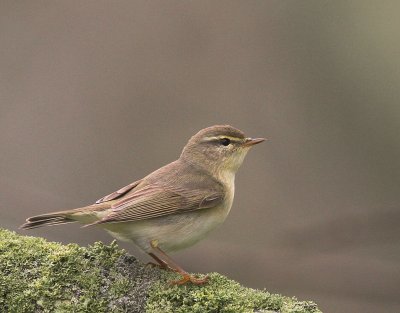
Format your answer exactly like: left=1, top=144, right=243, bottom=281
left=0, top=228, right=321, bottom=313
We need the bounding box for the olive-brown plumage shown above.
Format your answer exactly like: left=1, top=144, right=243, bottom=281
left=21, top=125, right=265, bottom=285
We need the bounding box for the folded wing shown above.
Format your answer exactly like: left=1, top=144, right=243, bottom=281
left=95, top=179, right=143, bottom=204
left=91, top=184, right=224, bottom=225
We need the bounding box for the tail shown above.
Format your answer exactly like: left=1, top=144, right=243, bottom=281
left=20, top=202, right=112, bottom=230
left=20, top=211, right=77, bottom=230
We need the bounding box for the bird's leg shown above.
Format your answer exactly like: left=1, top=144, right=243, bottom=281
left=147, top=252, right=174, bottom=271
left=149, top=240, right=209, bottom=285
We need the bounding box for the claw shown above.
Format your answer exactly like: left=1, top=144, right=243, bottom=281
left=148, top=241, right=209, bottom=286
left=170, top=274, right=209, bottom=286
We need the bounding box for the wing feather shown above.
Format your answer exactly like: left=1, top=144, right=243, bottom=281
left=95, top=179, right=143, bottom=204
left=94, top=184, right=224, bottom=225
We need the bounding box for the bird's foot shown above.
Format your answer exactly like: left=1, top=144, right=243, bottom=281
left=169, top=273, right=209, bottom=286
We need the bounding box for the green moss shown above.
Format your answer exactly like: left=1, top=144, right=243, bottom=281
left=0, top=228, right=321, bottom=313
left=146, top=272, right=321, bottom=313
left=0, top=228, right=160, bottom=312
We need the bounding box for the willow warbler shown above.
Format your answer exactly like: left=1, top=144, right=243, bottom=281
left=21, top=125, right=265, bottom=285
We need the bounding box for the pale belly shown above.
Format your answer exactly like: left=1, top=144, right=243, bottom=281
left=102, top=199, right=233, bottom=253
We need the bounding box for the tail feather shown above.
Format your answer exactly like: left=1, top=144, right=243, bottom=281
left=20, top=212, right=76, bottom=230
left=20, top=203, right=111, bottom=230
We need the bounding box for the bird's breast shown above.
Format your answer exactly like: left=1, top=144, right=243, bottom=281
left=102, top=173, right=236, bottom=253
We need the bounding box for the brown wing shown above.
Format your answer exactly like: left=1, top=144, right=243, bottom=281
left=93, top=184, right=224, bottom=225
left=95, top=179, right=143, bottom=204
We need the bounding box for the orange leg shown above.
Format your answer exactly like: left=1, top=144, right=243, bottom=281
left=149, top=240, right=209, bottom=285
left=147, top=252, right=174, bottom=271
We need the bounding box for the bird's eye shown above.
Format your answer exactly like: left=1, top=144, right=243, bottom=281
left=220, top=138, right=231, bottom=146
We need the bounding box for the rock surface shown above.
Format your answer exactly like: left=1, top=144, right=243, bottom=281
left=0, top=229, right=321, bottom=313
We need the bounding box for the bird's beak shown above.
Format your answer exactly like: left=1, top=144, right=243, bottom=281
left=244, top=137, right=266, bottom=147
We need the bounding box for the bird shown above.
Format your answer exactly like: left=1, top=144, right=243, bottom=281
left=21, top=125, right=265, bottom=285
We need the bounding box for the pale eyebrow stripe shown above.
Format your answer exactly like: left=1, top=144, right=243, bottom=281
left=202, top=136, right=242, bottom=142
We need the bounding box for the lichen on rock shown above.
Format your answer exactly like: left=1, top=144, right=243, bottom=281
left=0, top=228, right=160, bottom=312
left=149, top=272, right=321, bottom=313
left=0, top=229, right=321, bottom=313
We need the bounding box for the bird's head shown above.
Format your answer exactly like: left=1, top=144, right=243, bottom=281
left=180, top=125, right=265, bottom=175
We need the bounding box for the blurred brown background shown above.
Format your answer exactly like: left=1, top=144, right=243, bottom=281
left=1, top=1, right=400, bottom=312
